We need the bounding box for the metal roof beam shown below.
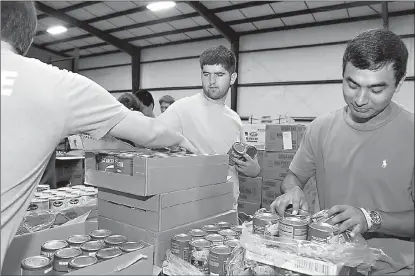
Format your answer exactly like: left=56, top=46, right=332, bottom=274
left=37, top=1, right=102, bottom=20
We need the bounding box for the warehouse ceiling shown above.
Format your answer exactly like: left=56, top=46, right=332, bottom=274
left=33, top=1, right=415, bottom=58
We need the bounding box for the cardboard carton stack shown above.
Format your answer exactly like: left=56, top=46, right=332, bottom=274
left=84, top=149, right=238, bottom=266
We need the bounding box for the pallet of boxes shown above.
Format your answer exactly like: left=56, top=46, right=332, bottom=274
left=84, top=146, right=240, bottom=274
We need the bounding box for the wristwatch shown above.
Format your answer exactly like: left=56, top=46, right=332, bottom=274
left=368, top=210, right=382, bottom=232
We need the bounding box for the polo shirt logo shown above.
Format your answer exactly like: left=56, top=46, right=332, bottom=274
left=382, top=160, right=387, bottom=168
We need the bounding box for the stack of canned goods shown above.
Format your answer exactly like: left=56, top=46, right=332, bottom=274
left=28, top=185, right=98, bottom=213
left=170, top=221, right=241, bottom=276
left=21, top=228, right=146, bottom=274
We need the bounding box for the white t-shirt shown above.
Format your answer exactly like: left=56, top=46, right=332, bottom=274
left=1, top=44, right=129, bottom=269
left=157, top=93, right=245, bottom=203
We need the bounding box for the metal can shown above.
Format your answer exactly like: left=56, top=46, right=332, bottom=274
left=224, top=239, right=239, bottom=250
left=188, top=229, right=207, bottom=240
left=96, top=247, right=123, bottom=262
left=190, top=239, right=211, bottom=275
left=89, top=229, right=112, bottom=241
left=67, top=234, right=91, bottom=248
left=228, top=142, right=257, bottom=166
left=68, top=256, right=98, bottom=272
left=230, top=225, right=243, bottom=237
left=53, top=247, right=82, bottom=272
left=252, top=212, right=280, bottom=236
left=104, top=235, right=128, bottom=248
left=36, top=184, right=50, bottom=192
left=284, top=208, right=310, bottom=220
left=218, top=229, right=237, bottom=241
left=202, top=224, right=220, bottom=234
left=120, top=241, right=146, bottom=253
left=57, top=187, right=71, bottom=193
left=278, top=217, right=308, bottom=239
left=252, top=264, right=276, bottom=275
left=278, top=230, right=308, bottom=240
left=40, top=240, right=68, bottom=260
left=171, top=233, right=192, bottom=262
left=97, top=152, right=117, bottom=173
left=205, top=234, right=225, bottom=246
left=21, top=256, right=53, bottom=276
left=40, top=190, right=54, bottom=196
left=49, top=196, right=65, bottom=211
left=71, top=185, right=86, bottom=190
left=307, top=222, right=351, bottom=244
left=34, top=192, right=44, bottom=198
left=66, top=194, right=81, bottom=208
left=84, top=190, right=98, bottom=201
left=80, top=240, right=104, bottom=257
left=209, top=245, right=232, bottom=276
left=27, top=198, right=49, bottom=212
left=277, top=267, right=305, bottom=276
left=215, top=221, right=232, bottom=230
left=116, top=153, right=134, bottom=175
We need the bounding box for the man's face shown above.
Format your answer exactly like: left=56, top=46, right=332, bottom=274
left=201, top=64, right=237, bottom=100
left=342, top=62, right=403, bottom=123
left=140, top=103, right=155, bottom=118
left=160, top=102, right=171, bottom=113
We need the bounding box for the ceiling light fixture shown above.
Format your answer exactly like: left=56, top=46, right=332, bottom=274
left=146, top=1, right=176, bottom=12
left=46, top=26, right=67, bottom=35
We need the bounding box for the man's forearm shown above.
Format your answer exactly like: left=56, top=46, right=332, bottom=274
left=281, top=171, right=306, bottom=194
left=377, top=210, right=414, bottom=238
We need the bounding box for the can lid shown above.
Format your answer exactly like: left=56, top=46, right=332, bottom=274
left=230, top=225, right=243, bottom=233
left=41, top=240, right=68, bottom=251
left=104, top=235, right=127, bottom=245
left=202, top=224, right=219, bottom=231
left=188, top=229, right=206, bottom=236
left=233, top=142, right=246, bottom=153
left=81, top=241, right=104, bottom=251
left=256, top=212, right=280, bottom=220
left=310, top=222, right=337, bottom=232
left=96, top=247, right=122, bottom=260
left=68, top=256, right=97, bottom=269
left=218, top=229, right=237, bottom=236
left=68, top=234, right=91, bottom=244
left=281, top=217, right=308, bottom=226
left=55, top=247, right=82, bottom=259
left=205, top=234, right=224, bottom=241
left=210, top=245, right=232, bottom=255
left=21, top=256, right=52, bottom=270
left=224, top=239, right=240, bottom=248
left=90, top=229, right=111, bottom=238
left=189, top=238, right=211, bottom=248
left=120, top=241, right=146, bottom=252
left=173, top=233, right=192, bottom=241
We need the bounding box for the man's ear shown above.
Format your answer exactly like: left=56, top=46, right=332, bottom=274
left=395, top=72, right=407, bottom=94
left=230, top=72, right=238, bottom=86
left=150, top=103, right=154, bottom=111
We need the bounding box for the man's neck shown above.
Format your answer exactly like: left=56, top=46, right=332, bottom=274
left=200, top=91, right=227, bottom=105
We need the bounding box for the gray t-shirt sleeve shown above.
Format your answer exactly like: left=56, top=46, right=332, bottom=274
left=289, top=123, right=317, bottom=179
left=58, top=71, right=129, bottom=139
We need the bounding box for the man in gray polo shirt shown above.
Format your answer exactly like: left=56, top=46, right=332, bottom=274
left=271, top=29, right=414, bottom=275
left=1, top=1, right=196, bottom=270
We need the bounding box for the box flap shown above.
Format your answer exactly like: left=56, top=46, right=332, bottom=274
left=98, top=188, right=160, bottom=212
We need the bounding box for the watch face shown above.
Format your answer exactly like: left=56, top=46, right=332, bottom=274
left=370, top=211, right=382, bottom=225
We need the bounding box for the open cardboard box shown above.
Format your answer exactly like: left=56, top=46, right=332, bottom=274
left=2, top=220, right=153, bottom=275
left=97, top=182, right=234, bottom=231
left=99, top=209, right=238, bottom=266
left=85, top=151, right=229, bottom=196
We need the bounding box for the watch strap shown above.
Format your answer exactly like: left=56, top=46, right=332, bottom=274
left=359, top=207, right=372, bottom=231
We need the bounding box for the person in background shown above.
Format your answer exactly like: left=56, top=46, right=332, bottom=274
left=118, top=92, right=141, bottom=112
left=270, top=29, right=414, bottom=275
left=157, top=45, right=260, bottom=209
left=159, top=95, right=175, bottom=113
left=133, top=89, right=155, bottom=118
left=1, top=1, right=196, bottom=268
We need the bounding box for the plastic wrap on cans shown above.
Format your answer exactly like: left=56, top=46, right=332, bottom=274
left=209, top=245, right=232, bottom=276
left=190, top=238, right=211, bottom=275
left=27, top=198, right=49, bottom=212
left=228, top=142, right=257, bottom=166
left=40, top=240, right=68, bottom=260
left=67, top=235, right=91, bottom=248
left=252, top=264, right=276, bottom=276
left=120, top=241, right=146, bottom=253
left=71, top=185, right=86, bottom=190
left=57, top=187, right=71, bottom=193
left=104, top=235, right=127, bottom=248
left=66, top=194, right=82, bottom=208
left=171, top=233, right=192, bottom=262
left=36, top=184, right=50, bottom=192
left=68, top=256, right=97, bottom=272
left=215, top=221, right=232, bottom=230
left=80, top=240, right=104, bottom=257
left=21, top=256, right=53, bottom=276
left=49, top=196, right=65, bottom=212
left=205, top=234, right=225, bottom=246
left=230, top=225, right=243, bottom=238
left=252, top=212, right=279, bottom=236
left=89, top=229, right=111, bottom=241
left=53, top=247, right=82, bottom=272
left=202, top=224, right=220, bottom=234
left=188, top=229, right=207, bottom=240
left=224, top=239, right=240, bottom=251
left=308, top=222, right=352, bottom=244
left=96, top=247, right=122, bottom=262
left=278, top=217, right=308, bottom=240
left=218, top=229, right=238, bottom=241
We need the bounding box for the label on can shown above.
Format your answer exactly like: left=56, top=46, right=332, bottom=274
left=253, top=213, right=279, bottom=236
left=209, top=245, right=231, bottom=276
left=278, top=217, right=308, bottom=236
left=190, top=239, right=211, bottom=275
left=171, top=234, right=191, bottom=262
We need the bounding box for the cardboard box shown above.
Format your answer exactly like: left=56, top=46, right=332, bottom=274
left=99, top=210, right=238, bottom=267
left=68, top=134, right=135, bottom=151
left=238, top=201, right=261, bottom=216
left=97, top=182, right=234, bottom=231
left=265, top=124, right=306, bottom=152
left=262, top=152, right=295, bottom=180
left=242, top=124, right=266, bottom=149
left=261, top=185, right=282, bottom=209
left=85, top=152, right=229, bottom=196
left=238, top=176, right=262, bottom=204
left=2, top=220, right=153, bottom=276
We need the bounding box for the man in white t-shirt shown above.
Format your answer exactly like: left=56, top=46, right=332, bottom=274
left=1, top=1, right=196, bottom=270
left=157, top=45, right=260, bottom=207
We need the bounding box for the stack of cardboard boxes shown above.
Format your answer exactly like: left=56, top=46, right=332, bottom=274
left=84, top=149, right=238, bottom=267
left=239, top=123, right=319, bottom=215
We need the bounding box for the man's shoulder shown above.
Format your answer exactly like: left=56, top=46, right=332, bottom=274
left=309, top=106, right=344, bottom=131
left=224, top=106, right=243, bottom=126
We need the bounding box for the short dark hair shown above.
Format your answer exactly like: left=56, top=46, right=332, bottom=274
left=133, top=89, right=155, bottom=110
left=200, top=45, right=236, bottom=74
left=342, top=29, right=408, bottom=86
left=1, top=1, right=37, bottom=55
left=159, top=95, right=175, bottom=105
left=118, top=93, right=141, bottom=111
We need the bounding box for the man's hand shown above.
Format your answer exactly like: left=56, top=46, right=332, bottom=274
left=270, top=186, right=308, bottom=217
left=326, top=205, right=368, bottom=237
left=178, top=134, right=198, bottom=153
left=232, top=154, right=260, bottom=177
